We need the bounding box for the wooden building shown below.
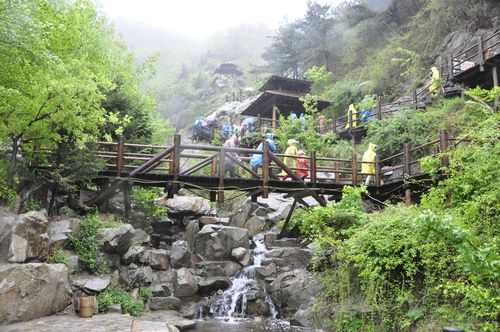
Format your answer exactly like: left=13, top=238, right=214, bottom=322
left=214, top=63, right=243, bottom=77
left=239, top=76, right=331, bottom=129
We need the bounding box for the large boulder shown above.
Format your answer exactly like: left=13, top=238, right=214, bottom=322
left=268, top=269, right=320, bottom=314
left=231, top=247, right=252, bottom=267
left=121, top=245, right=146, bottom=265
left=174, top=268, right=198, bottom=298
left=0, top=208, right=16, bottom=263
left=0, top=263, right=72, bottom=323
left=243, top=216, right=266, bottom=236
left=229, top=201, right=258, bottom=228
left=98, top=224, right=135, bottom=255
left=148, top=296, right=181, bottom=311
left=47, top=218, right=81, bottom=248
left=257, top=194, right=294, bottom=223
left=118, top=266, right=153, bottom=289
left=71, top=274, right=110, bottom=293
left=131, top=228, right=151, bottom=245
left=184, top=220, right=199, bottom=250
left=264, top=248, right=312, bottom=270
left=170, top=240, right=192, bottom=268
left=193, top=225, right=249, bottom=260
left=140, top=249, right=170, bottom=270
left=197, top=277, right=231, bottom=296
left=157, top=196, right=210, bottom=215
left=150, top=270, right=177, bottom=297
left=8, top=210, right=49, bottom=263
left=194, top=260, right=241, bottom=277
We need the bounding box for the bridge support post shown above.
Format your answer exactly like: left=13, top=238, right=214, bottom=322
left=439, top=129, right=449, bottom=167
left=477, top=35, right=485, bottom=72
left=123, top=182, right=131, bottom=221
left=310, top=150, right=316, bottom=187
left=376, top=96, right=382, bottom=120
left=351, top=153, right=358, bottom=186
left=334, top=161, right=341, bottom=185
left=168, top=134, right=181, bottom=198
left=374, top=156, right=381, bottom=186
left=332, top=113, right=337, bottom=134
left=218, top=149, right=225, bottom=204
left=412, top=90, right=417, bottom=111
left=492, top=65, right=499, bottom=111
left=403, top=143, right=412, bottom=205
left=116, top=135, right=124, bottom=176
left=262, top=141, right=269, bottom=198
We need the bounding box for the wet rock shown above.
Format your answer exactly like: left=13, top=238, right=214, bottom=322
left=255, top=262, right=277, bottom=280
left=243, top=216, right=266, bottom=236
left=229, top=201, right=258, bottom=228
left=264, top=232, right=299, bottom=248
left=132, top=228, right=151, bottom=245
left=47, top=218, right=80, bottom=248
left=193, top=225, right=249, bottom=260
left=8, top=210, right=49, bottom=263
left=183, top=220, right=199, bottom=250
left=0, top=263, right=72, bottom=323
left=131, top=319, right=180, bottom=332
left=257, top=194, right=294, bottom=223
left=98, top=224, right=135, bottom=255
left=150, top=270, right=177, bottom=297
left=194, top=260, right=241, bottom=277
left=231, top=247, right=252, bottom=266
left=197, top=277, right=231, bottom=296
left=157, top=196, right=210, bottom=215
left=119, top=266, right=153, bottom=289
left=170, top=240, right=192, bottom=268
left=140, top=249, right=170, bottom=270
left=247, top=299, right=270, bottom=316
left=151, top=216, right=176, bottom=234
left=149, top=296, right=181, bottom=311
left=72, top=274, right=110, bottom=293
left=174, top=268, right=198, bottom=298
left=264, top=248, right=311, bottom=269
left=268, top=269, right=320, bottom=314
left=122, top=245, right=146, bottom=265
left=139, top=311, right=196, bottom=331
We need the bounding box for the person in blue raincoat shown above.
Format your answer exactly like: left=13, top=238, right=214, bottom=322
left=250, top=133, right=277, bottom=169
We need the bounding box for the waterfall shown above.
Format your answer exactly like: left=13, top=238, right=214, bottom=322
left=209, top=234, right=278, bottom=320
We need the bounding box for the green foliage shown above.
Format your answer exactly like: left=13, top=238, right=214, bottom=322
left=21, top=198, right=43, bottom=213
left=211, top=130, right=222, bottom=146
left=97, top=284, right=145, bottom=316
left=50, top=248, right=70, bottom=266
left=356, top=94, right=377, bottom=111
left=391, top=47, right=424, bottom=78
left=68, top=214, right=108, bottom=275
left=139, top=287, right=153, bottom=303
left=131, top=188, right=168, bottom=222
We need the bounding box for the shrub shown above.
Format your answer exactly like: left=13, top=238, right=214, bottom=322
left=97, top=284, right=145, bottom=316
left=51, top=248, right=70, bottom=266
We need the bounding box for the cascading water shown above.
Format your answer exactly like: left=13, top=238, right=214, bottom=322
left=209, top=234, right=278, bottom=320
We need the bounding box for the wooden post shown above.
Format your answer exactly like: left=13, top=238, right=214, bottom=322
left=123, top=182, right=131, bottom=221
left=439, top=129, right=449, bottom=166
left=412, top=90, right=417, bottom=111
left=278, top=199, right=297, bottom=239
left=351, top=153, right=357, bottom=186
left=211, top=157, right=217, bottom=176
left=272, top=104, right=277, bottom=130
left=493, top=65, right=499, bottom=110
left=170, top=134, right=181, bottom=197
left=348, top=108, right=353, bottom=130
left=310, top=150, right=316, bottom=186
left=478, top=35, right=485, bottom=72
left=262, top=141, right=269, bottom=198
left=258, top=114, right=262, bottom=131
left=218, top=149, right=225, bottom=203
left=332, top=115, right=337, bottom=134
left=376, top=96, right=382, bottom=120
left=374, top=156, right=381, bottom=186
left=334, top=161, right=340, bottom=184
left=116, top=135, right=124, bottom=176
left=209, top=191, right=217, bottom=202
left=448, top=54, right=454, bottom=80
left=403, top=143, right=412, bottom=205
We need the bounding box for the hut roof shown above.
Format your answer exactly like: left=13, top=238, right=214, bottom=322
left=214, top=63, right=243, bottom=76
left=259, top=75, right=312, bottom=93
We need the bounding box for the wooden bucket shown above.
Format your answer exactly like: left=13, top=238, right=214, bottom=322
left=79, top=296, right=94, bottom=318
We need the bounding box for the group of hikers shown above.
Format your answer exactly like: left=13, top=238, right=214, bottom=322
left=221, top=129, right=378, bottom=185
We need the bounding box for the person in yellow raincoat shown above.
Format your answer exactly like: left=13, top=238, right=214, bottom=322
left=281, top=139, right=299, bottom=180
left=345, top=104, right=358, bottom=129
left=429, top=66, right=440, bottom=96
left=362, top=143, right=377, bottom=185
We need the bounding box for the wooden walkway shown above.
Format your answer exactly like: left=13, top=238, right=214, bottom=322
left=85, top=129, right=463, bottom=209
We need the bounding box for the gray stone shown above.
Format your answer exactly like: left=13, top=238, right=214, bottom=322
left=199, top=216, right=217, bottom=225
left=174, top=268, right=198, bottom=298
left=132, top=228, right=151, bottom=245
left=140, top=249, right=170, bottom=270
left=139, top=311, right=195, bottom=331
left=122, top=245, right=146, bottom=265
left=243, top=215, right=266, bottom=236
left=257, top=194, right=294, bottom=222
left=149, top=296, right=181, bottom=311
left=67, top=255, right=81, bottom=274
left=229, top=200, right=257, bottom=228
left=107, top=303, right=122, bottom=314
left=157, top=195, right=210, bottom=215
left=47, top=218, right=81, bottom=248
left=98, top=224, right=135, bottom=255
left=0, top=263, right=72, bottom=323
left=151, top=216, right=176, bottom=234
left=170, top=240, right=192, bottom=268
left=0, top=209, right=16, bottom=263
left=131, top=319, right=180, bottom=332
left=231, top=247, right=252, bottom=266
left=150, top=270, right=177, bottom=297
left=197, top=277, right=231, bottom=296
left=72, top=274, right=110, bottom=293
left=8, top=210, right=49, bottom=263
left=265, top=247, right=312, bottom=269
left=255, top=262, right=277, bottom=279
left=194, top=260, right=241, bottom=277
left=247, top=299, right=270, bottom=316
left=118, top=266, right=153, bottom=289
left=193, top=225, right=249, bottom=260
left=101, top=253, right=121, bottom=270
left=268, top=269, right=320, bottom=313
left=183, top=220, right=199, bottom=250
left=253, top=206, right=268, bottom=217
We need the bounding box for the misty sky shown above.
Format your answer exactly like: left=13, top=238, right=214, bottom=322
left=98, top=0, right=343, bottom=38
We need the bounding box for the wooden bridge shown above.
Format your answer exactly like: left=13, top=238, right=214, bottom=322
left=85, top=129, right=463, bottom=213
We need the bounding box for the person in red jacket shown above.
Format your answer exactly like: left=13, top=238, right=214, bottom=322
left=296, top=150, right=309, bottom=180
